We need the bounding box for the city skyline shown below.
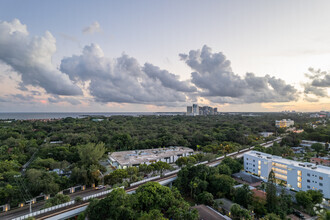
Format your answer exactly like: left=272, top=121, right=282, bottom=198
left=0, top=0, right=330, bottom=112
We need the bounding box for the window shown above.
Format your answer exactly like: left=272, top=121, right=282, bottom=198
left=253, top=160, right=255, bottom=162
left=253, top=164, right=255, bottom=167
left=297, top=176, right=302, bottom=182
left=297, top=170, right=302, bottom=176
left=307, top=179, right=310, bottom=183
left=307, top=173, right=310, bottom=177
left=320, top=189, right=323, bottom=192
left=319, top=183, right=323, bottom=186
left=297, top=182, right=301, bottom=188
left=307, top=185, right=310, bottom=189
left=247, top=158, right=249, bottom=160
left=319, top=176, right=323, bottom=180
left=246, top=163, right=248, bottom=165
left=258, top=161, right=261, bottom=165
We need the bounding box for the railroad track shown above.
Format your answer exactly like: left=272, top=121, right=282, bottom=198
left=23, top=138, right=282, bottom=220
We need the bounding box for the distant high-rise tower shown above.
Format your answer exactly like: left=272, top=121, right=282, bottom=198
left=192, top=104, right=199, bottom=115
left=187, top=106, right=192, bottom=115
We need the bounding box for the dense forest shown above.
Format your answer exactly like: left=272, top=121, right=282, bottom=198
left=0, top=113, right=329, bottom=208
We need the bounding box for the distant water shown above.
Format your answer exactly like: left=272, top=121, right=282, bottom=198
left=0, top=112, right=184, bottom=120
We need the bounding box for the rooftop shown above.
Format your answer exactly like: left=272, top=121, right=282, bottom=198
left=109, top=146, right=193, bottom=166
left=245, top=151, right=330, bottom=174
left=192, top=205, right=229, bottom=220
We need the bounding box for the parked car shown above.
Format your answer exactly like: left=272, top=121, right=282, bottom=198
left=293, top=210, right=305, bottom=219
left=95, top=185, right=105, bottom=190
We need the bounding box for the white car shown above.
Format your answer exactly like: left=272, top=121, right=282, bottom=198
left=95, top=185, right=105, bottom=190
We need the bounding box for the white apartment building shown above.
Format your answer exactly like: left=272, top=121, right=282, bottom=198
left=275, top=119, right=294, bottom=128
left=244, top=151, right=330, bottom=199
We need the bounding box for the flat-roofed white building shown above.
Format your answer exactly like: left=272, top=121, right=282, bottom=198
left=244, top=151, right=330, bottom=199
left=109, top=146, right=194, bottom=169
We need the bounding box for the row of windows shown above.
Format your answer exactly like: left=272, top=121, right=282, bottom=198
left=307, top=173, right=323, bottom=180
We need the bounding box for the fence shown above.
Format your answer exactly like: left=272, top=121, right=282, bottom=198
left=130, top=175, right=160, bottom=187
left=12, top=187, right=124, bottom=220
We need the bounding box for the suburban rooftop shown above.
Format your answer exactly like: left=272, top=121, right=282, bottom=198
left=245, top=151, right=330, bottom=174
left=109, top=146, right=193, bottom=166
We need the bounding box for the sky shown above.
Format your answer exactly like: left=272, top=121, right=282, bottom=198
left=0, top=0, right=329, bottom=112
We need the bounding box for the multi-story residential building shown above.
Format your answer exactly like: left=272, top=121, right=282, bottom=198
left=108, top=146, right=194, bottom=169
left=192, top=104, right=199, bottom=116
left=275, top=119, right=294, bottom=128
left=186, top=104, right=218, bottom=116
left=186, top=106, right=193, bottom=115
left=244, top=151, right=330, bottom=199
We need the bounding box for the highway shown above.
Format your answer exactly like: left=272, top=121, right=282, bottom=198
left=1, top=138, right=281, bottom=220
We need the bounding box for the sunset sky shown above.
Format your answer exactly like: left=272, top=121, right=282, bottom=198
left=0, top=0, right=329, bottom=112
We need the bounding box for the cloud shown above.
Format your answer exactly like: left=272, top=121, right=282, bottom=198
left=143, top=63, right=196, bottom=92
left=82, top=21, right=101, bottom=34
left=180, top=45, right=298, bottom=104
left=0, top=19, right=82, bottom=96
left=48, top=95, right=81, bottom=105
left=303, top=68, right=329, bottom=101
left=60, top=44, right=190, bottom=105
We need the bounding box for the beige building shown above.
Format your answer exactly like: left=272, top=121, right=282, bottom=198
left=275, top=119, right=294, bottom=128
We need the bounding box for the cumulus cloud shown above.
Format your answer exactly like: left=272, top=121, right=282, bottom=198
left=303, top=68, right=329, bottom=101
left=82, top=21, right=101, bottom=34
left=0, top=19, right=82, bottom=96
left=48, top=95, right=81, bottom=105
left=180, top=45, right=298, bottom=104
left=143, top=63, right=197, bottom=92
left=60, top=44, right=190, bottom=105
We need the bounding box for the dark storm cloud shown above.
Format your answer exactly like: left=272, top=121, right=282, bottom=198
left=60, top=44, right=189, bottom=105
left=180, top=45, right=298, bottom=104
left=0, top=19, right=82, bottom=96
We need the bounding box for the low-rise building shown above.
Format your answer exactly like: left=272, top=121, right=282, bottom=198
left=291, top=147, right=305, bottom=154
left=244, top=151, right=330, bottom=199
left=300, top=140, right=326, bottom=148
left=108, top=146, right=194, bottom=169
left=275, top=119, right=294, bottom=128
left=310, top=157, right=330, bottom=166
left=259, top=132, right=274, bottom=138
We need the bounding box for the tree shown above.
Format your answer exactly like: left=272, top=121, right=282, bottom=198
left=74, top=196, right=82, bottom=203
left=44, top=194, right=70, bottom=208
left=196, top=191, right=214, bottom=206
left=296, top=191, right=313, bottom=208
left=208, top=174, right=234, bottom=198
left=78, top=142, right=105, bottom=166
left=189, top=177, right=208, bottom=198
left=230, top=203, right=251, bottom=220
left=266, top=171, right=277, bottom=212
left=233, top=184, right=252, bottom=208
left=221, top=157, right=242, bottom=174
left=138, top=209, right=168, bottom=220
left=218, top=164, right=232, bottom=175
left=150, top=161, right=171, bottom=176
left=311, top=143, right=324, bottom=157
left=260, top=213, right=281, bottom=220
left=307, top=190, right=323, bottom=204
left=277, top=189, right=292, bottom=218
left=104, top=169, right=128, bottom=186
left=85, top=188, right=135, bottom=220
